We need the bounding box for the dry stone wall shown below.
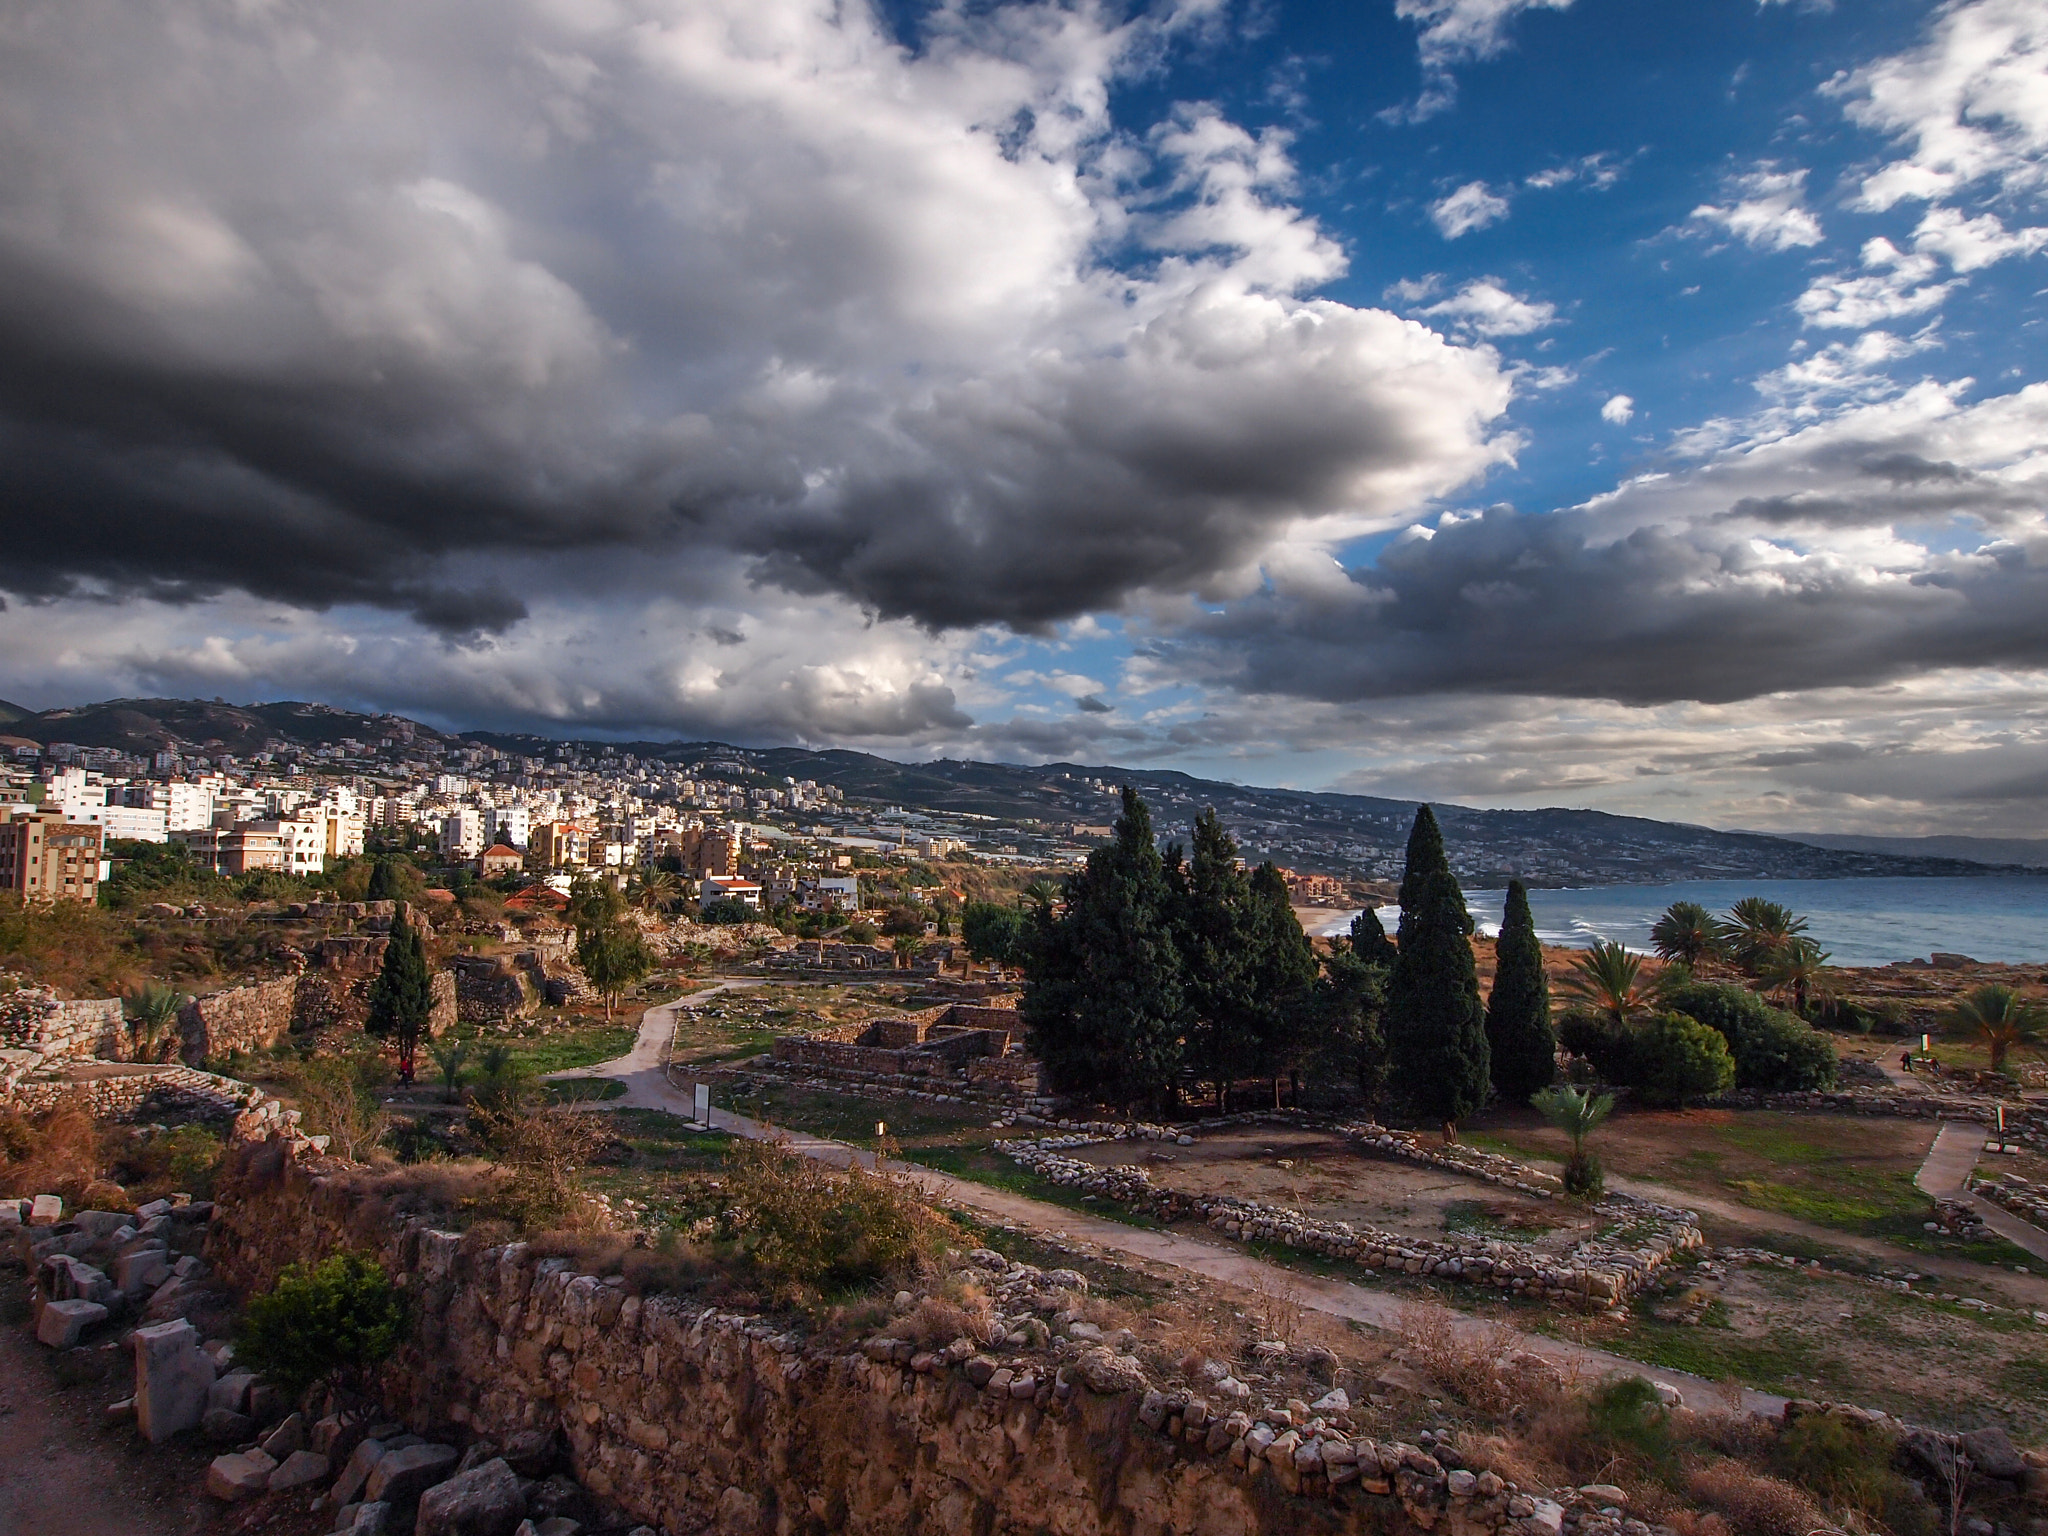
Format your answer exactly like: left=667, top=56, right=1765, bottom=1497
left=0, top=991, right=127, bottom=1067
left=203, top=1148, right=1598, bottom=1536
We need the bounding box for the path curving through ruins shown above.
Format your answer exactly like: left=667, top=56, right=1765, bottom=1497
left=567, top=997, right=1793, bottom=1416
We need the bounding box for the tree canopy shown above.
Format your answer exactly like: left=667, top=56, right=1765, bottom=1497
left=1485, top=879, right=1555, bottom=1103
left=1384, top=806, right=1489, bottom=1126
left=364, top=912, right=434, bottom=1082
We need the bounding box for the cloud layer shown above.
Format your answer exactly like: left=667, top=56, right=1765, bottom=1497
left=0, top=0, right=1517, bottom=635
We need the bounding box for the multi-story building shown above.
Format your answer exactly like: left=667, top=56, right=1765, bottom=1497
left=242, top=818, right=326, bottom=876
left=530, top=820, right=589, bottom=869
left=63, top=802, right=170, bottom=843
left=486, top=805, right=530, bottom=849
left=439, top=807, right=485, bottom=859
left=0, top=812, right=103, bottom=900
left=122, top=781, right=216, bottom=831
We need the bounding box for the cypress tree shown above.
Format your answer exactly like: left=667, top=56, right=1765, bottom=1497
left=1175, top=809, right=1258, bottom=1112
left=1385, top=806, right=1490, bottom=1126
left=1245, top=862, right=1319, bottom=1107
left=1485, top=879, right=1556, bottom=1103
left=1312, top=939, right=1388, bottom=1106
left=365, top=856, right=399, bottom=901
left=1020, top=786, right=1184, bottom=1112
left=1350, top=906, right=1398, bottom=968
left=365, top=912, right=435, bottom=1083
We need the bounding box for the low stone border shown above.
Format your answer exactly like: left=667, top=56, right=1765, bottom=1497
left=1341, top=1123, right=1564, bottom=1199
left=1708, top=1086, right=2048, bottom=1140
left=996, top=1133, right=1700, bottom=1309
left=1710, top=1245, right=2048, bottom=1328
left=1973, top=1173, right=2048, bottom=1229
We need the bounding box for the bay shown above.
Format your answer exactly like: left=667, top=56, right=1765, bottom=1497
left=1309, top=874, right=2048, bottom=967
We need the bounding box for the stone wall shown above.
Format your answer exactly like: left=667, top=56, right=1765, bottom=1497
left=451, top=955, right=535, bottom=1024
left=203, top=1147, right=1582, bottom=1536
left=0, top=991, right=127, bottom=1065
left=179, top=979, right=300, bottom=1066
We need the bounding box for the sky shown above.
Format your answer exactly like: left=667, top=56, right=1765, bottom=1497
left=0, top=0, right=2045, bottom=836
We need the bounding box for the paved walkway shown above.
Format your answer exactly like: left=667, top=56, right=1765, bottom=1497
left=568, top=1000, right=1789, bottom=1416
left=1909, top=1121, right=2048, bottom=1264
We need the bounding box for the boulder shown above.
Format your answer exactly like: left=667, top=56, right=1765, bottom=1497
left=208, top=1369, right=256, bottom=1415
left=267, top=1449, right=331, bottom=1492
left=415, top=1458, right=526, bottom=1536
left=115, top=1248, right=173, bottom=1298
left=364, top=1442, right=460, bottom=1506
left=336, top=1502, right=394, bottom=1535
left=205, top=1449, right=278, bottom=1502
left=134, top=1318, right=216, bottom=1443
left=29, top=1194, right=62, bottom=1226
left=331, top=1438, right=392, bottom=1507
left=201, top=1407, right=253, bottom=1443
left=1962, top=1427, right=2027, bottom=1482
left=36, top=1298, right=107, bottom=1348
left=1075, top=1348, right=1146, bottom=1395
left=260, top=1412, right=307, bottom=1459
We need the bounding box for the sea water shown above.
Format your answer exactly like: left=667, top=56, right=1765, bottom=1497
left=1311, top=875, right=2048, bottom=967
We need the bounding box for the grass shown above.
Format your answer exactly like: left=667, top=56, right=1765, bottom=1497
left=547, top=1078, right=626, bottom=1103
left=467, top=1022, right=637, bottom=1076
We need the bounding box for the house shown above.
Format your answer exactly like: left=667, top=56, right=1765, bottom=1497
left=799, top=874, right=861, bottom=911
left=699, top=874, right=763, bottom=909
left=0, top=811, right=103, bottom=901
left=479, top=843, right=525, bottom=879
left=505, top=882, right=571, bottom=913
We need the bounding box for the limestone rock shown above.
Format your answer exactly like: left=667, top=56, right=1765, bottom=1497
left=1075, top=1348, right=1146, bottom=1395
left=332, top=1438, right=392, bottom=1506
left=1962, top=1427, right=2026, bottom=1481
left=416, top=1457, right=526, bottom=1536
left=29, top=1194, right=62, bottom=1226
left=365, top=1442, right=461, bottom=1506
left=202, top=1407, right=254, bottom=1443
left=205, top=1449, right=278, bottom=1502
left=261, top=1412, right=307, bottom=1459
left=134, top=1318, right=216, bottom=1443
left=36, top=1298, right=107, bottom=1348
left=267, top=1450, right=331, bottom=1492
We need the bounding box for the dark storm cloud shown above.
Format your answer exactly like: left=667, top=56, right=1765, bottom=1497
left=0, top=0, right=1513, bottom=639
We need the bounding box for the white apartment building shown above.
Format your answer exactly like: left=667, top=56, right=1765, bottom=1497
left=122, top=781, right=216, bottom=831
left=244, top=817, right=326, bottom=876
left=700, top=874, right=762, bottom=908
left=440, top=807, right=485, bottom=859
left=64, top=802, right=170, bottom=842
left=486, top=805, right=530, bottom=849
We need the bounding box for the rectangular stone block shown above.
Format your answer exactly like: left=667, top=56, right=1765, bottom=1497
left=135, top=1318, right=216, bottom=1443
left=37, top=1298, right=107, bottom=1348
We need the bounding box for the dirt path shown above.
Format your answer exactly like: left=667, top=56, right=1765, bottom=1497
left=0, top=1324, right=198, bottom=1536
left=1909, top=1122, right=2048, bottom=1264
left=568, top=1009, right=1787, bottom=1415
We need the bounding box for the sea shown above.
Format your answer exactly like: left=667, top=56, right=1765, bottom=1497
left=1310, top=875, right=2048, bottom=968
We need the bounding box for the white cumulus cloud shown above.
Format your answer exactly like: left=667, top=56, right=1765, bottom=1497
left=1419, top=279, right=1559, bottom=338
left=1689, top=167, right=1825, bottom=251
left=1601, top=394, right=1635, bottom=424
left=1430, top=181, right=1512, bottom=237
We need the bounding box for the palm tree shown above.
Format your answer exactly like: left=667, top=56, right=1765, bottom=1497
left=124, top=983, right=184, bottom=1064
left=1531, top=1084, right=1616, bottom=1199
left=1759, top=936, right=1831, bottom=1016
left=628, top=868, right=682, bottom=914
left=428, top=1037, right=471, bottom=1103
left=1947, top=984, right=2045, bottom=1074
left=1650, top=901, right=1720, bottom=968
left=1717, top=897, right=1809, bottom=977
left=1020, top=879, right=1060, bottom=912
left=890, top=933, right=923, bottom=970
left=1562, top=940, right=1651, bottom=1027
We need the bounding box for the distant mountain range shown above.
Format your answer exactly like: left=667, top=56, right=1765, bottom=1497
left=1764, top=832, right=2048, bottom=871
left=4, top=696, right=2038, bottom=886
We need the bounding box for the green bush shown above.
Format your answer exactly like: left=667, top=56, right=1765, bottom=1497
left=1773, top=1414, right=1935, bottom=1536
left=1556, top=1007, right=1633, bottom=1082
left=1633, top=1012, right=1737, bottom=1107
left=235, top=1252, right=409, bottom=1404
left=1662, top=982, right=1836, bottom=1092
left=717, top=1137, right=955, bottom=1299
left=1586, top=1375, right=1674, bottom=1471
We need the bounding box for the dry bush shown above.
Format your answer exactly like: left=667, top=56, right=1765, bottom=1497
left=1687, top=1459, right=1834, bottom=1536
left=0, top=1102, right=111, bottom=1204
left=473, top=1105, right=613, bottom=1231
left=1398, top=1302, right=1557, bottom=1418
left=1245, top=1273, right=1307, bottom=1349
left=903, top=1293, right=984, bottom=1348
left=291, top=1054, right=392, bottom=1162
left=1459, top=1431, right=1565, bottom=1497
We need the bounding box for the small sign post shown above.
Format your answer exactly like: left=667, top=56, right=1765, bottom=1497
left=693, top=1082, right=711, bottom=1128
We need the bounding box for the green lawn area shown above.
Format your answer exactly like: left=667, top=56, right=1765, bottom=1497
left=547, top=1077, right=626, bottom=1103
left=463, top=1021, right=637, bottom=1075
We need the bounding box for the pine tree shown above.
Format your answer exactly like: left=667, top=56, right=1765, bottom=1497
left=365, top=856, right=399, bottom=902
left=1485, top=879, right=1556, bottom=1103
left=365, top=913, right=435, bottom=1083
left=1174, top=809, right=1258, bottom=1112
left=1311, top=939, right=1388, bottom=1105
left=1245, top=862, right=1319, bottom=1107
left=1020, top=786, right=1184, bottom=1112
left=1385, top=806, right=1490, bottom=1126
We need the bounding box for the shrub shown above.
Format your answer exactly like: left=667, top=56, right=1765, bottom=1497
left=1586, top=1375, right=1675, bottom=1472
left=1562, top=1150, right=1604, bottom=1199
left=1556, top=1007, right=1634, bottom=1083
left=1687, top=1459, right=1829, bottom=1536
left=1662, top=982, right=1835, bottom=1092
left=1772, top=1414, right=1934, bottom=1536
left=1634, top=1012, right=1737, bottom=1107
left=473, top=1105, right=612, bottom=1230
left=717, top=1137, right=955, bottom=1299
left=698, top=900, right=755, bottom=925
left=235, top=1251, right=409, bottom=1404
left=114, top=1123, right=226, bottom=1201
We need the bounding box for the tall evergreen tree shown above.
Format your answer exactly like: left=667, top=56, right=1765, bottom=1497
left=365, top=912, right=434, bottom=1083
left=1020, top=786, right=1184, bottom=1112
left=1485, top=879, right=1555, bottom=1103
left=1310, top=939, right=1389, bottom=1106
left=1385, top=806, right=1490, bottom=1126
left=1174, top=809, right=1259, bottom=1112
left=1350, top=906, right=1398, bottom=968
left=1245, top=862, right=1319, bottom=1107
left=365, top=856, right=400, bottom=902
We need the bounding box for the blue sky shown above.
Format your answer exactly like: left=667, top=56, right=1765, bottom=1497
left=0, top=0, right=2043, bottom=833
